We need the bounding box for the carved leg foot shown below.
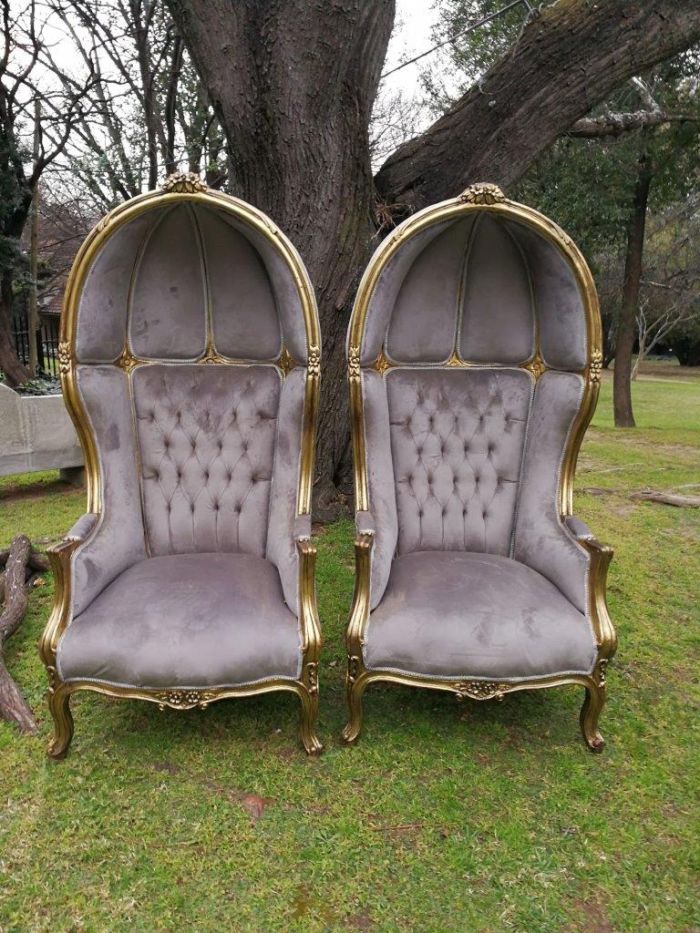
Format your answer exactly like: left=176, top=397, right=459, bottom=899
left=298, top=686, right=323, bottom=756
left=47, top=683, right=74, bottom=760
left=580, top=682, right=606, bottom=753
left=341, top=673, right=367, bottom=745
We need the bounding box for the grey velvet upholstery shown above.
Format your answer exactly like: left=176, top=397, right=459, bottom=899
left=513, top=371, right=589, bottom=613
left=365, top=552, right=596, bottom=678
left=71, top=366, right=146, bottom=618
left=59, top=197, right=316, bottom=690
left=266, top=368, right=307, bottom=612
left=387, top=367, right=531, bottom=555
left=75, top=213, right=155, bottom=363
left=351, top=203, right=597, bottom=681
left=58, top=554, right=302, bottom=687
left=361, top=371, right=398, bottom=608
left=133, top=364, right=280, bottom=558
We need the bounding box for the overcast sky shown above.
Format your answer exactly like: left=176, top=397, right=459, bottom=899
left=385, top=1, right=442, bottom=97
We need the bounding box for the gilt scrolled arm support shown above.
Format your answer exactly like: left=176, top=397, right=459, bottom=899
left=346, top=514, right=375, bottom=661
left=295, top=524, right=321, bottom=659
left=39, top=514, right=97, bottom=675
left=565, top=515, right=617, bottom=659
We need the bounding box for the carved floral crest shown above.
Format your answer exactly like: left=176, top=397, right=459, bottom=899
left=459, top=183, right=506, bottom=206
left=162, top=172, right=208, bottom=194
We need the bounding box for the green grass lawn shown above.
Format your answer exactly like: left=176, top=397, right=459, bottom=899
left=1, top=368, right=698, bottom=931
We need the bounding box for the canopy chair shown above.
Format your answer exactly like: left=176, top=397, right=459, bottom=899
left=40, top=172, right=322, bottom=757
left=343, top=183, right=616, bottom=751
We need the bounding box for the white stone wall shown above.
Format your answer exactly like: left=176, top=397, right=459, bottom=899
left=0, top=384, right=83, bottom=476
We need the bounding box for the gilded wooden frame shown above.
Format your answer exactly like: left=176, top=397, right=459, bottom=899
left=39, top=173, right=323, bottom=758
left=342, top=183, right=616, bottom=751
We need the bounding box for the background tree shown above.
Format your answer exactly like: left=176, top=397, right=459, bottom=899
left=0, top=0, right=94, bottom=387
left=43, top=0, right=227, bottom=214
left=423, top=1, right=700, bottom=428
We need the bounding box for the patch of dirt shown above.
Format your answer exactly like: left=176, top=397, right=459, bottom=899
left=568, top=899, right=614, bottom=933
left=152, top=761, right=181, bottom=775
left=345, top=910, right=374, bottom=930
left=0, top=480, right=78, bottom=503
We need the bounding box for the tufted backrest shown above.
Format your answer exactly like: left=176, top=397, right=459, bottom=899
left=64, top=184, right=319, bottom=615
left=387, top=367, right=531, bottom=555
left=348, top=189, right=600, bottom=609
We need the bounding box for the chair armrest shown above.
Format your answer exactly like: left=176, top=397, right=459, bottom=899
left=564, top=515, right=595, bottom=542
left=64, top=512, right=99, bottom=543
left=294, top=513, right=312, bottom=542
left=355, top=509, right=376, bottom=537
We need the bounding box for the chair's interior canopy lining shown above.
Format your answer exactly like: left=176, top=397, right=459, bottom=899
left=359, top=212, right=588, bottom=371
left=75, top=201, right=308, bottom=365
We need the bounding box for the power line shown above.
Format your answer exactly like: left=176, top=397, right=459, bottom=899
left=381, top=0, right=534, bottom=79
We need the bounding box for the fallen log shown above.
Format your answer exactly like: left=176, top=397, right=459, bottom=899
left=0, top=535, right=39, bottom=733
left=630, top=490, right=700, bottom=508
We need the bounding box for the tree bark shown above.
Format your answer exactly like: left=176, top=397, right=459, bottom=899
left=375, top=0, right=700, bottom=213
left=614, top=153, right=652, bottom=428
left=0, top=272, right=29, bottom=387
left=0, top=535, right=38, bottom=734
left=166, top=0, right=395, bottom=516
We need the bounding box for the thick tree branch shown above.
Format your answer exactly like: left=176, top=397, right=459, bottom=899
left=375, top=0, right=700, bottom=213
left=568, top=109, right=695, bottom=139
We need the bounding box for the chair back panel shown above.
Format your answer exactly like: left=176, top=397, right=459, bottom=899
left=130, top=205, right=209, bottom=359
left=133, top=364, right=279, bottom=557
left=387, top=367, right=531, bottom=555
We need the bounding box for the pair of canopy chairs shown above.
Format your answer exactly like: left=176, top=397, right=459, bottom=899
left=40, top=174, right=616, bottom=759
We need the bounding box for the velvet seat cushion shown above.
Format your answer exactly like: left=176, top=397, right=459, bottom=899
left=364, top=552, right=597, bottom=680
left=57, top=553, right=302, bottom=688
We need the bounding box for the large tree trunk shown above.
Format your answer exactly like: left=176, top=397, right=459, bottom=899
left=613, top=153, right=652, bottom=428
left=167, top=0, right=394, bottom=517
left=167, top=0, right=700, bottom=508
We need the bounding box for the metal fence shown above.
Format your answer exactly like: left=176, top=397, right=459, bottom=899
left=11, top=311, right=61, bottom=378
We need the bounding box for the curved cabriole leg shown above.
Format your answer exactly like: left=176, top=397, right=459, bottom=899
left=47, top=682, right=74, bottom=760
left=580, top=681, right=606, bottom=752
left=341, top=672, right=368, bottom=745
left=298, top=686, right=323, bottom=756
